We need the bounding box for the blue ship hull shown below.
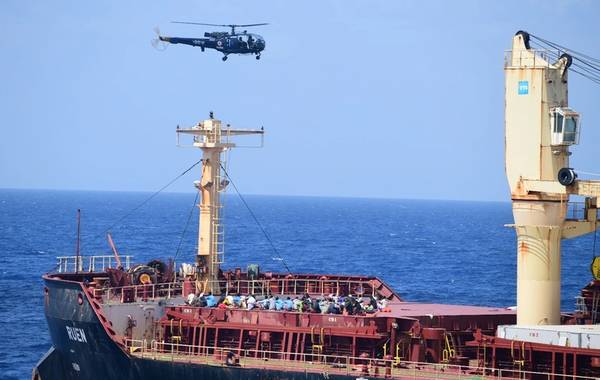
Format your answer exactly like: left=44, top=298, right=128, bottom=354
left=33, top=277, right=357, bottom=380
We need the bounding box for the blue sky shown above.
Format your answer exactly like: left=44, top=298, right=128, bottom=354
left=1, top=0, right=598, bottom=201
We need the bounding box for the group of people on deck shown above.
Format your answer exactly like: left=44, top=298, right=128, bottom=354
left=186, top=292, right=390, bottom=315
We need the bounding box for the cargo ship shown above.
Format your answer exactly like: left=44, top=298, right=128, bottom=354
left=33, top=31, right=600, bottom=379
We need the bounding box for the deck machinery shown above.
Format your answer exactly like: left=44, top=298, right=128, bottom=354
left=33, top=32, right=600, bottom=380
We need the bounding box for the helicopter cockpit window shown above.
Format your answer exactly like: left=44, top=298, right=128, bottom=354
left=237, top=35, right=250, bottom=48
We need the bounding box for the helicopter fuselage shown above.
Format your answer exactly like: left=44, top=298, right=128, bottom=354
left=159, top=32, right=265, bottom=60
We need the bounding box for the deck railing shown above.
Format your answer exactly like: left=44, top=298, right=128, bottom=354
left=125, top=339, right=597, bottom=380
left=94, top=282, right=184, bottom=304
left=218, top=277, right=380, bottom=298
left=566, top=201, right=600, bottom=221
left=56, top=255, right=133, bottom=273
left=94, top=277, right=382, bottom=304
left=504, top=49, right=560, bottom=68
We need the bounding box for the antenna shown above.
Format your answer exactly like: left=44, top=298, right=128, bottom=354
left=176, top=113, right=264, bottom=294
left=75, top=209, right=81, bottom=274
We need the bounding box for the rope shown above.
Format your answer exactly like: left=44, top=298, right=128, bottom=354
left=81, top=159, right=202, bottom=250
left=219, top=163, right=292, bottom=274
left=173, top=190, right=200, bottom=262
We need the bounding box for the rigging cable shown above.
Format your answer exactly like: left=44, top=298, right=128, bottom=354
left=219, top=163, right=292, bottom=274
left=529, top=33, right=600, bottom=65
left=529, top=42, right=600, bottom=84
left=81, top=159, right=202, bottom=250
left=575, top=170, right=600, bottom=177
left=527, top=33, right=600, bottom=86
left=173, top=190, right=200, bottom=262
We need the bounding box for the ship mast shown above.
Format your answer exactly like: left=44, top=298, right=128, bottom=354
left=505, top=32, right=599, bottom=325
left=176, top=113, right=263, bottom=294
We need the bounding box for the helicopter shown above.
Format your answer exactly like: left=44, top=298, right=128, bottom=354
left=152, top=22, right=267, bottom=61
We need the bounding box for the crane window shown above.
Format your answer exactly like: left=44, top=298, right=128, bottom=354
left=554, top=113, right=563, bottom=133
left=550, top=107, right=580, bottom=146
left=564, top=117, right=578, bottom=143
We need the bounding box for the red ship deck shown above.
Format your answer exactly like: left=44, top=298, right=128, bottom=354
left=43, top=260, right=600, bottom=379
left=383, top=302, right=515, bottom=318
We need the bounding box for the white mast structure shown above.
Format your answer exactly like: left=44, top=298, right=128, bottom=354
left=505, top=32, right=599, bottom=325
left=177, top=113, right=263, bottom=294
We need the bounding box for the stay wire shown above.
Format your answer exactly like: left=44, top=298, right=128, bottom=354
left=573, top=57, right=600, bottom=75
left=529, top=36, right=600, bottom=85
left=81, top=159, right=203, bottom=250
left=570, top=67, right=600, bottom=85
left=541, top=45, right=600, bottom=80
left=530, top=41, right=600, bottom=81
left=173, top=190, right=200, bottom=262
left=530, top=34, right=600, bottom=66
left=575, top=170, right=600, bottom=177
left=571, top=63, right=600, bottom=81
left=219, top=163, right=292, bottom=274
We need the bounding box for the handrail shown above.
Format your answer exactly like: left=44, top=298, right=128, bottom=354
left=94, top=282, right=184, bottom=304
left=125, top=338, right=598, bottom=380
left=504, top=49, right=560, bottom=68
left=93, top=277, right=383, bottom=304
left=56, top=255, right=133, bottom=273
left=565, top=201, right=600, bottom=221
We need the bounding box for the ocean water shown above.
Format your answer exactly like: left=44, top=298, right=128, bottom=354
left=0, top=189, right=596, bottom=379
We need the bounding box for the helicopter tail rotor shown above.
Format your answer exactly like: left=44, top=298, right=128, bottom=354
left=151, top=27, right=168, bottom=51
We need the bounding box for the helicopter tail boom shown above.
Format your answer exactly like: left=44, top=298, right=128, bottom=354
left=160, top=36, right=212, bottom=48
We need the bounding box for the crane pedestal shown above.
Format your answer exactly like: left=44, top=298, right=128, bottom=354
left=513, top=201, right=565, bottom=325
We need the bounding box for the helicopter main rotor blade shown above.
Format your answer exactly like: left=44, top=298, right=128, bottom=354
left=171, top=21, right=269, bottom=28
left=171, top=21, right=230, bottom=27
left=234, top=23, right=269, bottom=27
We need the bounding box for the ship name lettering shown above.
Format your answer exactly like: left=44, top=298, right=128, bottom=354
left=66, top=326, right=88, bottom=343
